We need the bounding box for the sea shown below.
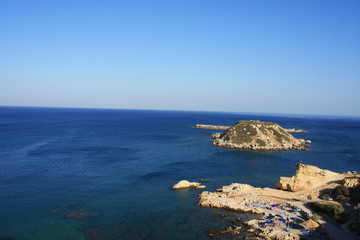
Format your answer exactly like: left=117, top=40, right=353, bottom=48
left=0, top=106, right=359, bottom=240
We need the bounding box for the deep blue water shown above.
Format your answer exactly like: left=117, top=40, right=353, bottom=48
left=0, top=107, right=359, bottom=240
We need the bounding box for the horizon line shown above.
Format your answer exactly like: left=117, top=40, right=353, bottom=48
left=1, top=104, right=360, bottom=119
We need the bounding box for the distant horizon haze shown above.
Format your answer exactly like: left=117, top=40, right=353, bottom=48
left=1, top=105, right=360, bottom=119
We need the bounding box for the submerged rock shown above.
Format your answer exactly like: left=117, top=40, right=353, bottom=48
left=66, top=211, right=97, bottom=219
left=199, top=179, right=211, bottom=182
left=84, top=228, right=102, bottom=240
left=211, top=120, right=310, bottom=151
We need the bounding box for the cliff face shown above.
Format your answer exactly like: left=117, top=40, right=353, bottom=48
left=212, top=120, right=310, bottom=151
left=275, top=164, right=343, bottom=191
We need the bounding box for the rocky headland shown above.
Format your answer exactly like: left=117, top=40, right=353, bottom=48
left=198, top=120, right=311, bottom=151
left=286, top=128, right=308, bottom=133
left=275, top=163, right=343, bottom=192
left=197, top=164, right=360, bottom=239
left=193, top=124, right=230, bottom=130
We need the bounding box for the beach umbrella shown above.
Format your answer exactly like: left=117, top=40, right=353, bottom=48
left=301, top=229, right=311, bottom=235
left=258, top=222, right=265, bottom=227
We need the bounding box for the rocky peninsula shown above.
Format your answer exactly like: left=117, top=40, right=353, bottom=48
left=194, top=123, right=308, bottom=133
left=193, top=124, right=230, bottom=130
left=195, top=120, right=311, bottom=150
left=198, top=164, right=360, bottom=239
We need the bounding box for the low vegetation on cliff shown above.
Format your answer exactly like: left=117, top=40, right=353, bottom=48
left=312, top=202, right=347, bottom=223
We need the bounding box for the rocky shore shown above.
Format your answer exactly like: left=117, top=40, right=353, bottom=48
left=195, top=164, right=360, bottom=239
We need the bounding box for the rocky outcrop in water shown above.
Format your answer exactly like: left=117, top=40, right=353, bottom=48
left=193, top=124, right=230, bottom=130
left=172, top=180, right=205, bottom=189
left=275, top=164, right=343, bottom=192
left=286, top=128, right=308, bottom=133
left=211, top=120, right=310, bottom=151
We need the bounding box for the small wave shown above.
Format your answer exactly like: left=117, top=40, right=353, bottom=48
left=18, top=135, right=75, bottom=157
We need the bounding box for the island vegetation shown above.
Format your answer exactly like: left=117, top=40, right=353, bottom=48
left=195, top=120, right=311, bottom=151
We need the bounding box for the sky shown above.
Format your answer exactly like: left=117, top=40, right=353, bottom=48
left=0, top=0, right=359, bottom=116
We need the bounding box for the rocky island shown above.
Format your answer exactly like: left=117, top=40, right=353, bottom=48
left=194, top=123, right=308, bottom=133
left=195, top=120, right=311, bottom=151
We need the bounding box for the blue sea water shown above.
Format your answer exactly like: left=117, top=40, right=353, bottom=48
left=0, top=107, right=359, bottom=240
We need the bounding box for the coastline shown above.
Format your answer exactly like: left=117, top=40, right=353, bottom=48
left=197, top=164, right=360, bottom=239
left=174, top=163, right=360, bottom=239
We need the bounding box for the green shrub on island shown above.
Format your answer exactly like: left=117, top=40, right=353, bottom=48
left=331, top=185, right=350, bottom=202
left=321, top=194, right=333, bottom=201
left=334, top=185, right=349, bottom=196
left=349, top=220, right=360, bottom=235
left=310, top=214, right=320, bottom=222
left=307, top=194, right=312, bottom=200
left=256, top=139, right=266, bottom=146
left=312, top=202, right=346, bottom=223
left=335, top=194, right=349, bottom=201
left=348, top=185, right=360, bottom=204
left=272, top=128, right=290, bottom=142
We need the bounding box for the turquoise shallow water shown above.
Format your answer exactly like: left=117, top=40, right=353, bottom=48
left=0, top=107, right=359, bottom=239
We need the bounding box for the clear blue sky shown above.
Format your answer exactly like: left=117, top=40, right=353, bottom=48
left=1, top=0, right=359, bottom=115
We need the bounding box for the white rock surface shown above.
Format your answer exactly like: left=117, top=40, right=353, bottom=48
left=172, top=180, right=203, bottom=189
